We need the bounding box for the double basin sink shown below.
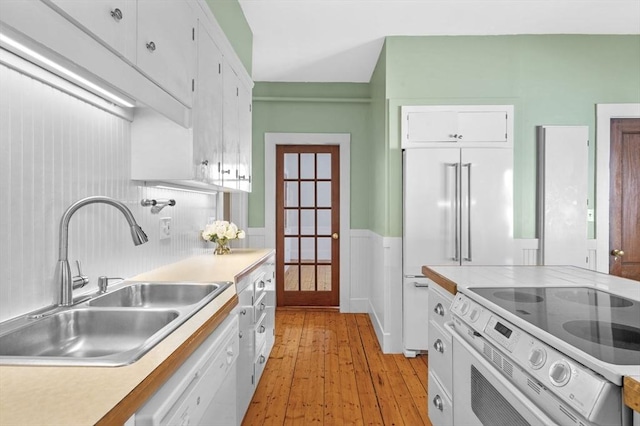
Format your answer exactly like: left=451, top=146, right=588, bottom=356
left=0, top=281, right=232, bottom=367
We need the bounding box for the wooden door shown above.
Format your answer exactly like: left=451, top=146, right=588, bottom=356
left=609, top=118, right=640, bottom=280
left=276, top=145, right=340, bottom=306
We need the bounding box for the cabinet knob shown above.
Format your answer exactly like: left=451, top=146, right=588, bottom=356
left=432, top=395, right=444, bottom=411
left=433, top=339, right=445, bottom=353
left=458, top=134, right=463, bottom=139
left=239, top=331, right=243, bottom=338
left=240, top=309, right=247, bottom=315
left=434, top=303, right=445, bottom=316
left=259, top=355, right=266, bottom=364
left=259, top=325, right=266, bottom=333
left=260, top=302, right=266, bottom=311
left=110, top=8, right=123, bottom=21
left=146, top=41, right=156, bottom=52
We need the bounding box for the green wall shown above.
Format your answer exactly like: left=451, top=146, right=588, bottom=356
left=384, top=35, right=640, bottom=238
left=248, top=35, right=640, bottom=238
left=205, top=0, right=253, bottom=74
left=249, top=83, right=372, bottom=228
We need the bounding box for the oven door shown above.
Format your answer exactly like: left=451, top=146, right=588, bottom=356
left=451, top=328, right=558, bottom=426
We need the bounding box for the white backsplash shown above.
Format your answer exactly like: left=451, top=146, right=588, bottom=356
left=0, top=64, right=217, bottom=322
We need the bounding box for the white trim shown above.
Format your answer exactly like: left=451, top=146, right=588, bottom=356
left=264, top=132, right=351, bottom=312
left=595, top=104, right=640, bottom=273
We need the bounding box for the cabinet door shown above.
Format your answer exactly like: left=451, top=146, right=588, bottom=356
left=406, top=110, right=458, bottom=144
left=237, top=82, right=252, bottom=192
left=194, top=23, right=223, bottom=185
left=460, top=148, right=514, bottom=265
left=44, top=0, right=136, bottom=63
left=222, top=60, right=239, bottom=190
left=137, top=0, right=195, bottom=106
left=457, top=111, right=508, bottom=143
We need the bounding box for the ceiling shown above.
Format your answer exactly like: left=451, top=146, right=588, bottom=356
left=238, top=0, right=640, bottom=83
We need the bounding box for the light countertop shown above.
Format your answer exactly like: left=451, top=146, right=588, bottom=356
left=423, top=264, right=640, bottom=413
left=0, top=249, right=274, bottom=426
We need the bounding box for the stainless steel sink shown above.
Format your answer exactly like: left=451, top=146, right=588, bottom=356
left=0, top=281, right=232, bottom=366
left=88, top=283, right=220, bottom=308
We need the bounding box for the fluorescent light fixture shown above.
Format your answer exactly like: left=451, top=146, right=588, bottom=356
left=0, top=33, right=135, bottom=108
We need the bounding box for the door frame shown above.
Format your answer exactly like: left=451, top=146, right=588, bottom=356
left=265, top=133, right=351, bottom=312
left=595, top=103, right=640, bottom=273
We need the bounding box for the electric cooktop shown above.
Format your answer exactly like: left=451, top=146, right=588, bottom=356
left=468, top=287, right=640, bottom=366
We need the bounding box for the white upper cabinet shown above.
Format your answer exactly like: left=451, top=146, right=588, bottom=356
left=137, top=0, right=195, bottom=107
left=43, top=0, right=137, bottom=63
left=193, top=22, right=223, bottom=186
left=237, top=81, right=252, bottom=192
left=222, top=60, right=240, bottom=190
left=402, top=105, right=514, bottom=148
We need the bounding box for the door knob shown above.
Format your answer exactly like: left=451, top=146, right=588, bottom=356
left=611, top=249, right=625, bottom=260
left=332, top=233, right=339, bottom=240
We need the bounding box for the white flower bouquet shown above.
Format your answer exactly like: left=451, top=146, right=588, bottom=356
left=202, top=220, right=245, bottom=254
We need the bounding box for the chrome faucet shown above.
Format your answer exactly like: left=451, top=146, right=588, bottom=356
left=56, top=196, right=148, bottom=306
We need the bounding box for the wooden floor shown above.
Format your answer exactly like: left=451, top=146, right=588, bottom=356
left=242, top=309, right=432, bottom=426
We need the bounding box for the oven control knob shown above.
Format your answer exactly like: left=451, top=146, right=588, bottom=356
left=528, top=347, right=547, bottom=370
left=460, top=300, right=471, bottom=315
left=469, top=308, right=480, bottom=322
left=549, top=360, right=572, bottom=386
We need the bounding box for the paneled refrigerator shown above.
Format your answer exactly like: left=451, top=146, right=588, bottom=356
left=402, top=147, right=514, bottom=354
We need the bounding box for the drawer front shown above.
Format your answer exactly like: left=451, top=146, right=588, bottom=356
left=428, top=283, right=454, bottom=331
left=428, top=372, right=454, bottom=426
left=428, top=320, right=453, bottom=393
left=253, top=291, right=267, bottom=323
left=254, top=312, right=268, bottom=353
left=254, top=341, right=268, bottom=386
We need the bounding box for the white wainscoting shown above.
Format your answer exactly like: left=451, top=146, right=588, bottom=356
left=0, top=64, right=217, bottom=322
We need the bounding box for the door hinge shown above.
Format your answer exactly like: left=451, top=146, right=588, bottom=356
left=587, top=140, right=590, bottom=146
left=192, top=28, right=195, bottom=41
left=192, top=79, right=195, bottom=92
left=251, top=374, right=255, bottom=385
left=249, top=104, right=252, bottom=112
left=236, top=87, right=239, bottom=97
left=218, top=63, right=221, bottom=74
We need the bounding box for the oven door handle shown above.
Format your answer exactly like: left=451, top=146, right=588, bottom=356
left=449, top=322, right=559, bottom=426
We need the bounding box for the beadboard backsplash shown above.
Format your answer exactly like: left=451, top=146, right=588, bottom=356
left=0, top=64, right=217, bottom=322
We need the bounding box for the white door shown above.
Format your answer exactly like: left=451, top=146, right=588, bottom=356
left=460, top=148, right=514, bottom=265
left=403, top=148, right=461, bottom=270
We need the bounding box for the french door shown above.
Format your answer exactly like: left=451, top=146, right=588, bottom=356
left=275, top=145, right=340, bottom=306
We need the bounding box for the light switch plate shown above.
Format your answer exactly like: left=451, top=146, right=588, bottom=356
left=159, top=217, right=172, bottom=240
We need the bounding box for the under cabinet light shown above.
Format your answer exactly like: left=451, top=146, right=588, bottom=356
left=0, top=33, right=135, bottom=108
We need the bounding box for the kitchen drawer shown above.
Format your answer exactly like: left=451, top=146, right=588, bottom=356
left=254, top=312, right=268, bottom=353
left=428, top=320, right=453, bottom=394
left=254, top=341, right=269, bottom=386
left=254, top=291, right=267, bottom=323
left=428, top=372, right=454, bottom=426
left=428, top=283, right=454, bottom=331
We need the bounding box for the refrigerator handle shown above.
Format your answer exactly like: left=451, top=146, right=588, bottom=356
left=463, top=162, right=472, bottom=262
left=446, top=163, right=460, bottom=262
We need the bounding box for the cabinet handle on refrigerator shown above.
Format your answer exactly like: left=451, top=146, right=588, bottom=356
left=463, top=162, right=472, bottom=262
left=447, top=163, right=460, bottom=262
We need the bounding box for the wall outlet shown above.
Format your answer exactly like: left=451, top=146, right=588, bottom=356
left=587, top=209, right=595, bottom=222
left=159, top=217, right=172, bottom=240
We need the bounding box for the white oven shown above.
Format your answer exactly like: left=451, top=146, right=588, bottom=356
left=450, top=288, right=635, bottom=426
left=451, top=324, right=557, bottom=426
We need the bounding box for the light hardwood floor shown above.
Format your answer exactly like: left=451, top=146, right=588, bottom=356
left=242, top=309, right=432, bottom=426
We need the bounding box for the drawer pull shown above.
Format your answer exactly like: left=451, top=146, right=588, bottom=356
left=257, top=280, right=265, bottom=289
left=433, top=395, right=444, bottom=411
left=259, top=302, right=266, bottom=311
left=240, top=309, right=247, bottom=315
left=146, top=41, right=156, bottom=52
left=110, top=8, right=123, bottom=21
left=433, top=339, right=444, bottom=353
left=258, top=325, right=266, bottom=333
left=434, top=303, right=445, bottom=316
left=259, top=355, right=266, bottom=364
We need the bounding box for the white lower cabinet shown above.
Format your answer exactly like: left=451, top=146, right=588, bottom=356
left=236, top=254, right=276, bottom=423
left=427, top=283, right=455, bottom=426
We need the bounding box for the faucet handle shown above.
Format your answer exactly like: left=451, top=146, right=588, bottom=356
left=97, top=276, right=124, bottom=294
left=72, top=260, right=89, bottom=289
